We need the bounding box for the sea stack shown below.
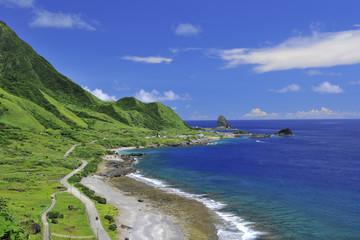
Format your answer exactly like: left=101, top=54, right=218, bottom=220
left=217, top=115, right=233, bottom=129
left=275, top=128, right=294, bottom=136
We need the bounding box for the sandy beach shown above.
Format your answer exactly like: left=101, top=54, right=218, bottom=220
left=81, top=174, right=219, bottom=240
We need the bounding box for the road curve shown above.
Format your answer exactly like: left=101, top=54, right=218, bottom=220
left=60, top=160, right=111, bottom=240
left=64, top=144, right=77, bottom=158
left=41, top=193, right=57, bottom=240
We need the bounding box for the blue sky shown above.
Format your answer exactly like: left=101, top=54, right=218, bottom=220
left=1, top=0, right=360, bottom=120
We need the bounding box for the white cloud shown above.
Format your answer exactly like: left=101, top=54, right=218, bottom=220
left=122, top=56, right=173, bottom=64
left=216, top=28, right=360, bottom=72
left=286, top=107, right=335, bottom=119
left=244, top=108, right=267, bottom=117
left=173, top=23, right=201, bottom=36
left=270, top=84, right=301, bottom=93
left=171, top=106, right=178, bottom=111
left=349, top=80, right=360, bottom=85
left=29, top=9, right=96, bottom=30
left=243, top=108, right=278, bottom=118
left=313, top=81, right=344, bottom=93
left=185, top=104, right=191, bottom=109
left=83, top=86, right=116, bottom=101
left=134, top=89, right=188, bottom=103
left=240, top=107, right=360, bottom=119
left=0, top=0, right=33, bottom=7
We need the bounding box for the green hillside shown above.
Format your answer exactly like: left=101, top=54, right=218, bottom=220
left=0, top=21, right=189, bottom=131
left=0, top=21, right=213, bottom=239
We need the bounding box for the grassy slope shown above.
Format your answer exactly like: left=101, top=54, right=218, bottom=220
left=0, top=21, right=190, bottom=132
left=0, top=20, right=209, bottom=239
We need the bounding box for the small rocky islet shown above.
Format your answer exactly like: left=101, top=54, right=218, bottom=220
left=214, top=115, right=294, bottom=138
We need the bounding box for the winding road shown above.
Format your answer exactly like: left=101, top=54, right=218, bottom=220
left=41, top=193, right=57, bottom=240
left=41, top=143, right=111, bottom=240
left=60, top=161, right=111, bottom=240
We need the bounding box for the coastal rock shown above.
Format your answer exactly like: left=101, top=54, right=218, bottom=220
left=234, top=130, right=250, bottom=134
left=216, top=115, right=233, bottom=129
left=275, top=128, right=294, bottom=136
left=250, top=134, right=271, bottom=139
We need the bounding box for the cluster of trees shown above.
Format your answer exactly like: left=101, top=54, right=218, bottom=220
left=74, top=183, right=106, bottom=204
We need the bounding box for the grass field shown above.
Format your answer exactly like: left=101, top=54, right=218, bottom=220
left=49, top=192, right=95, bottom=238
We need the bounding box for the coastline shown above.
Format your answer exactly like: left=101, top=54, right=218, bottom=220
left=84, top=136, right=261, bottom=239
left=81, top=174, right=219, bottom=240
left=82, top=139, right=221, bottom=240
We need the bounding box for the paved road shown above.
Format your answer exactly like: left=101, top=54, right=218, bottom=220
left=60, top=160, right=111, bottom=240
left=64, top=144, right=77, bottom=158
left=41, top=193, right=57, bottom=240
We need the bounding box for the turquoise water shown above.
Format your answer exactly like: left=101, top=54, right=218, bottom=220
left=123, top=120, right=360, bottom=239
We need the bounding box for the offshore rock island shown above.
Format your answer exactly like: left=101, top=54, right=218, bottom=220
left=212, top=115, right=294, bottom=139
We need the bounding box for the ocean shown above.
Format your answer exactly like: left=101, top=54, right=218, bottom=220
left=122, top=119, right=360, bottom=239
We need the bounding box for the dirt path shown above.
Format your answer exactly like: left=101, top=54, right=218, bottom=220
left=41, top=193, right=57, bottom=240
left=64, top=144, right=77, bottom=158
left=59, top=161, right=111, bottom=240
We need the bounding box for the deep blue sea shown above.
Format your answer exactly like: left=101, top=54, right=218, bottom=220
left=122, top=120, right=360, bottom=240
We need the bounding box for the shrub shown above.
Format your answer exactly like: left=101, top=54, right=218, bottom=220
left=68, top=174, right=81, bottom=183
left=47, top=211, right=61, bottom=219
left=93, top=196, right=106, bottom=204
left=104, top=215, right=114, bottom=223
left=108, top=224, right=117, bottom=231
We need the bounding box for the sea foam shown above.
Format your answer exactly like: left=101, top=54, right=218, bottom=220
left=127, top=172, right=263, bottom=240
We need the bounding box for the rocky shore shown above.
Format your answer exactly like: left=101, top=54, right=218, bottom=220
left=83, top=139, right=221, bottom=240
left=100, top=137, right=219, bottom=178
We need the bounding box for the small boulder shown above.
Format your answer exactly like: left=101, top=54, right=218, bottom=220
left=275, top=128, right=294, bottom=136
left=51, top=219, right=58, bottom=224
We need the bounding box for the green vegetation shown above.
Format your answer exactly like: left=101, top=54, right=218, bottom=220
left=0, top=197, right=27, bottom=239
left=48, top=193, right=95, bottom=238
left=0, top=20, right=218, bottom=240
left=95, top=203, right=119, bottom=240
left=0, top=21, right=190, bottom=132
left=74, top=183, right=106, bottom=204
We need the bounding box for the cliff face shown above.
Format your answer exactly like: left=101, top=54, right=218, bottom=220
left=216, top=115, right=233, bottom=129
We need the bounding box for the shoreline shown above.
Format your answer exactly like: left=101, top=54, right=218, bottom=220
left=90, top=137, right=261, bottom=239
left=81, top=174, right=219, bottom=239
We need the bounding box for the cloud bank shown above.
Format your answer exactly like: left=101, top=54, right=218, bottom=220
left=241, top=107, right=360, bottom=119
left=30, top=9, right=96, bottom=30
left=83, top=86, right=116, bottom=101
left=135, top=89, right=187, bottom=103
left=122, top=56, right=173, bottom=64
left=217, top=29, right=360, bottom=72
left=243, top=108, right=278, bottom=118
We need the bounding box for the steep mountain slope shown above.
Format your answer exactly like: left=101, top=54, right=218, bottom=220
left=0, top=21, right=189, bottom=131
